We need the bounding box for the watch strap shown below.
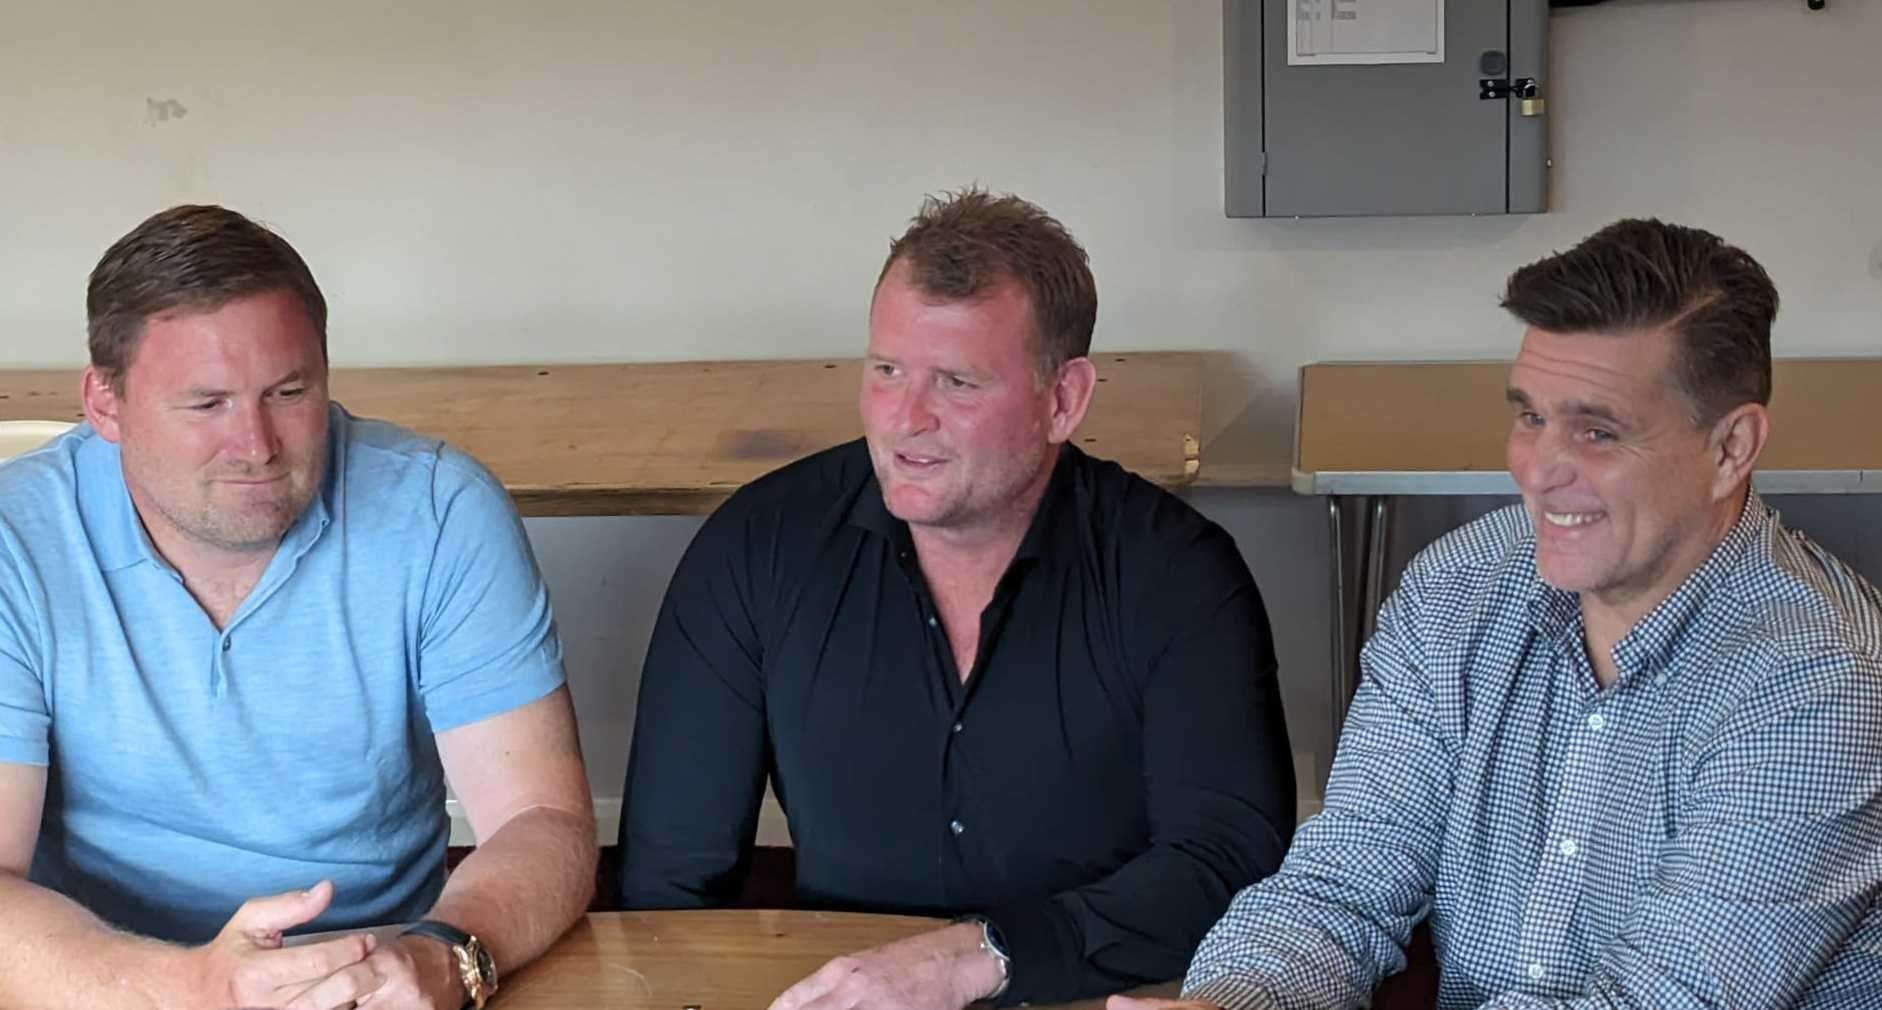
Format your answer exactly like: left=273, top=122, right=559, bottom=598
left=402, top=919, right=473, bottom=949
left=401, top=920, right=494, bottom=1010
left=952, top=914, right=1012, bottom=1001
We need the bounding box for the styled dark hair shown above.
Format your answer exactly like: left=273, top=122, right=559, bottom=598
left=86, top=205, right=328, bottom=389
left=1501, top=217, right=1777, bottom=424
left=877, top=188, right=1097, bottom=377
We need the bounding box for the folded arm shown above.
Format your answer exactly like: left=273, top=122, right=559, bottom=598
left=988, top=569, right=1296, bottom=1003
left=428, top=686, right=597, bottom=972
left=0, top=764, right=379, bottom=1010
left=616, top=504, right=770, bottom=909
left=358, top=453, right=599, bottom=1006
left=0, top=761, right=170, bottom=1009
left=1181, top=571, right=1451, bottom=1010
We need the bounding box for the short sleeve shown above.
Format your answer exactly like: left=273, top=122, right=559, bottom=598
left=0, top=535, right=49, bottom=767
left=414, top=448, right=566, bottom=732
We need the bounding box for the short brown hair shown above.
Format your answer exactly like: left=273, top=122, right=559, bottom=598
left=877, top=188, right=1097, bottom=377
left=1500, top=218, right=1777, bottom=425
left=87, top=205, right=328, bottom=389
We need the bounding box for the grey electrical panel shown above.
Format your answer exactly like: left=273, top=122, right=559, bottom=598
left=1225, top=0, right=1549, bottom=217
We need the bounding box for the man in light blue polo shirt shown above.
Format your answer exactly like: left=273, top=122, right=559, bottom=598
left=0, top=205, right=597, bottom=1010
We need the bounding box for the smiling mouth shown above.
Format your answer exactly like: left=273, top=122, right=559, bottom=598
left=1542, top=510, right=1604, bottom=528
left=894, top=451, right=947, bottom=468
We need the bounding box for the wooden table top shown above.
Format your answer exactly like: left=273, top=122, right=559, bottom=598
left=498, top=909, right=1173, bottom=1009
left=0, top=354, right=1210, bottom=516
left=1295, top=358, right=1882, bottom=494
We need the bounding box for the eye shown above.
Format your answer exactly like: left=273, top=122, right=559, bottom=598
left=871, top=362, right=898, bottom=378
left=1584, top=427, right=1616, bottom=443
left=273, top=387, right=307, bottom=400
left=941, top=374, right=975, bottom=391
left=188, top=399, right=223, bottom=412
left=1516, top=411, right=1543, bottom=428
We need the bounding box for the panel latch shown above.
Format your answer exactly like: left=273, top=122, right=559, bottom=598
left=1480, top=77, right=1544, bottom=117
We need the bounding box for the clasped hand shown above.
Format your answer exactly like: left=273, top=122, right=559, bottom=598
left=181, top=880, right=460, bottom=1010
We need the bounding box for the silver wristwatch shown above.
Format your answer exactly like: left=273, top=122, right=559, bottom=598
left=955, top=914, right=1012, bottom=1000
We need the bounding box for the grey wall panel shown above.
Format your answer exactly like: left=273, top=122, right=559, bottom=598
left=1264, top=0, right=1509, bottom=217
left=1225, top=0, right=1267, bottom=218
left=1509, top=0, right=1551, bottom=212
left=1225, top=0, right=1551, bottom=218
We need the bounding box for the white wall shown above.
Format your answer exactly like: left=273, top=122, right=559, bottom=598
left=5, top=0, right=1880, bottom=827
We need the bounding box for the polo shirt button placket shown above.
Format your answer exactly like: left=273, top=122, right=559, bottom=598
left=210, top=634, right=233, bottom=695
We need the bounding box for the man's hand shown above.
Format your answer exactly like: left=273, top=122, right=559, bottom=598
left=1106, top=999, right=1224, bottom=1010
left=768, top=922, right=1005, bottom=1010
left=302, top=932, right=465, bottom=1010
left=180, top=880, right=381, bottom=1010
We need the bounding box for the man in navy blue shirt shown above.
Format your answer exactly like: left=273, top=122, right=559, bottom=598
left=620, top=189, right=1296, bottom=1008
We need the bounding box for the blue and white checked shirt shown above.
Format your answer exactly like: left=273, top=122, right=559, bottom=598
left=1185, top=494, right=1882, bottom=1009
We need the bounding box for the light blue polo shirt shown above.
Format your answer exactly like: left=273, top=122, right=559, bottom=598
left=0, top=405, right=565, bottom=942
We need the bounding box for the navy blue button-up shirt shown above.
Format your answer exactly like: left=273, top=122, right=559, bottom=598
left=619, top=440, right=1295, bottom=1005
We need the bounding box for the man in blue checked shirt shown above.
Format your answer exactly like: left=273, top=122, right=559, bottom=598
left=1114, top=218, right=1882, bottom=1010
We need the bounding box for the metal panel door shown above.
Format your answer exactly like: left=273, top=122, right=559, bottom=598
left=1227, top=0, right=1522, bottom=218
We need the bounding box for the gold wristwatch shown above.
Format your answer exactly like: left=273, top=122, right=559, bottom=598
left=402, top=920, right=499, bottom=1010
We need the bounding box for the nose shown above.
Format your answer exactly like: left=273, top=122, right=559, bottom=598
left=1508, top=427, right=1574, bottom=498
left=894, top=381, right=939, bottom=435
left=228, top=400, right=281, bottom=464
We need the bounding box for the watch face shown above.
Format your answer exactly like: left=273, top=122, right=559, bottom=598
left=984, top=921, right=1011, bottom=959
left=474, top=943, right=499, bottom=987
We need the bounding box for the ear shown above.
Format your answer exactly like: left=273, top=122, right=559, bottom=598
left=81, top=367, right=126, bottom=444
left=1707, top=402, right=1769, bottom=502
left=1044, top=356, right=1098, bottom=445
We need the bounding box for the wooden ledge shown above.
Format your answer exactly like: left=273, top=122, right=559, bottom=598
left=0, top=353, right=1228, bottom=516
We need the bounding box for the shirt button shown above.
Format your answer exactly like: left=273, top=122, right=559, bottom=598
left=927, top=616, right=938, bottom=628
left=222, top=638, right=232, bottom=652
left=1527, top=962, right=1546, bottom=981
left=1586, top=713, right=1606, bottom=731
left=949, top=819, right=965, bottom=836
left=952, top=722, right=964, bottom=734
left=1558, top=838, right=1580, bottom=859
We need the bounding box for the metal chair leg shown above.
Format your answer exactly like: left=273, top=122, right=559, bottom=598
left=1361, top=496, right=1393, bottom=647
left=1326, top=496, right=1352, bottom=762
left=1330, top=494, right=1393, bottom=769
